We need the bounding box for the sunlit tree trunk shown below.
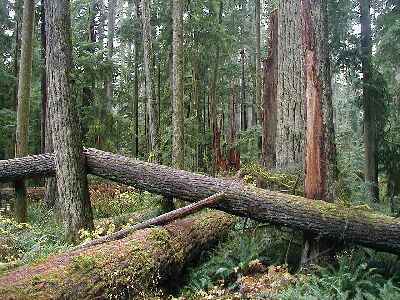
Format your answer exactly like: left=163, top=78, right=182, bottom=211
left=45, top=0, right=94, bottom=242
left=14, top=0, right=35, bottom=223
left=276, top=0, right=305, bottom=170
left=360, top=0, right=379, bottom=202
left=172, top=0, right=184, bottom=170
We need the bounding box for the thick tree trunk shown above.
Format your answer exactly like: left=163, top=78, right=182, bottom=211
left=1, top=149, right=400, bottom=255
left=360, top=0, right=379, bottom=202
left=14, top=0, right=35, bottom=223
left=141, top=0, right=160, bottom=160
left=40, top=0, right=58, bottom=209
left=172, top=0, right=185, bottom=170
left=300, top=0, right=337, bottom=265
left=45, top=0, right=93, bottom=242
left=261, top=10, right=278, bottom=169
left=276, top=1, right=305, bottom=169
left=0, top=212, right=234, bottom=299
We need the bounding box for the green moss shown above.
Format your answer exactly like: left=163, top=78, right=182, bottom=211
left=71, top=255, right=97, bottom=272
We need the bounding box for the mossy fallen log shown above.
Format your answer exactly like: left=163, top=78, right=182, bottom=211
left=0, top=211, right=234, bottom=299
left=1, top=149, right=400, bottom=255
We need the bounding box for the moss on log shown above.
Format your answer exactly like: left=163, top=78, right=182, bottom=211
left=1, top=149, right=400, bottom=255
left=0, top=211, right=234, bottom=299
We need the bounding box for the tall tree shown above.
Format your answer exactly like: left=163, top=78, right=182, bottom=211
left=14, top=0, right=35, bottom=223
left=141, top=0, right=159, bottom=160
left=360, top=0, right=379, bottom=201
left=40, top=0, right=58, bottom=208
left=261, top=9, right=278, bottom=169
left=132, top=0, right=141, bottom=158
left=45, top=0, right=94, bottom=242
left=105, top=0, right=117, bottom=107
left=300, top=0, right=337, bottom=264
left=276, top=0, right=305, bottom=170
left=172, top=0, right=184, bottom=170
left=255, top=0, right=261, bottom=125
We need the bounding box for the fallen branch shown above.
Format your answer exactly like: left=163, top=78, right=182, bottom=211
left=1, top=149, right=400, bottom=255
left=77, top=192, right=225, bottom=250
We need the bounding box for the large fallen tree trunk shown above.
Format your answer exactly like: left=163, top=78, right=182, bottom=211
left=1, top=148, right=400, bottom=254
left=0, top=211, right=234, bottom=299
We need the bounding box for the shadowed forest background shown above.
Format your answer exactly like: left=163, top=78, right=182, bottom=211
left=1, top=0, right=400, bottom=299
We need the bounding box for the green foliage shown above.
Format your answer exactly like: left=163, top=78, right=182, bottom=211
left=92, top=190, right=162, bottom=219
left=278, top=253, right=400, bottom=300
left=0, top=203, right=70, bottom=275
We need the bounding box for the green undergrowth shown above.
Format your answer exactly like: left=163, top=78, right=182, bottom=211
left=178, top=219, right=400, bottom=300
left=0, top=188, right=162, bottom=276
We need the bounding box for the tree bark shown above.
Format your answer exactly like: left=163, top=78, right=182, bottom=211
left=210, top=1, right=224, bottom=175
left=172, top=0, right=185, bottom=170
left=45, top=0, right=93, bottom=242
left=1, top=149, right=400, bottom=255
left=141, top=0, right=160, bottom=160
left=227, top=82, right=240, bottom=171
left=261, top=10, right=278, bottom=169
left=14, top=0, right=35, bottom=223
left=255, top=0, right=261, bottom=126
left=360, top=0, right=379, bottom=202
left=40, top=0, right=58, bottom=209
left=0, top=212, right=234, bottom=299
left=105, top=0, right=117, bottom=108
left=300, top=0, right=337, bottom=265
left=276, top=1, right=305, bottom=170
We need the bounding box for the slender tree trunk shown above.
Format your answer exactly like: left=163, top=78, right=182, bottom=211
left=45, top=0, right=94, bottom=242
left=210, top=1, right=223, bottom=175
left=227, top=82, right=240, bottom=171
left=141, top=0, right=160, bottom=160
left=194, top=59, right=204, bottom=171
left=261, top=10, right=278, bottom=169
left=172, top=0, right=184, bottom=170
left=300, top=0, right=337, bottom=265
left=360, top=0, right=379, bottom=202
left=255, top=0, right=261, bottom=125
left=14, top=0, right=35, bottom=223
left=276, top=1, right=305, bottom=170
left=132, top=1, right=141, bottom=158
left=105, top=0, right=116, bottom=108
left=240, top=48, right=247, bottom=131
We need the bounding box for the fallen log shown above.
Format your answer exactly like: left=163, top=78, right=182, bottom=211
left=0, top=211, right=234, bottom=299
left=78, top=192, right=225, bottom=250
left=1, top=148, right=400, bottom=255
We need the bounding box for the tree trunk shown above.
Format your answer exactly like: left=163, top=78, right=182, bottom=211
left=300, top=0, right=337, bottom=265
left=227, top=82, right=240, bottom=171
left=141, top=0, right=160, bottom=160
left=44, top=0, right=93, bottom=242
left=276, top=1, right=305, bottom=170
left=1, top=149, right=400, bottom=255
left=255, top=0, right=261, bottom=126
left=360, top=0, right=379, bottom=202
left=210, top=1, right=224, bottom=175
left=105, top=0, right=117, bottom=108
left=0, top=212, right=234, bottom=299
left=40, top=0, right=58, bottom=209
left=261, top=10, right=278, bottom=169
left=132, top=0, right=141, bottom=158
left=172, top=0, right=184, bottom=170
left=14, top=0, right=35, bottom=223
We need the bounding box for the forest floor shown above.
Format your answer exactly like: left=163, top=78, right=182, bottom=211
left=1, top=182, right=400, bottom=299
